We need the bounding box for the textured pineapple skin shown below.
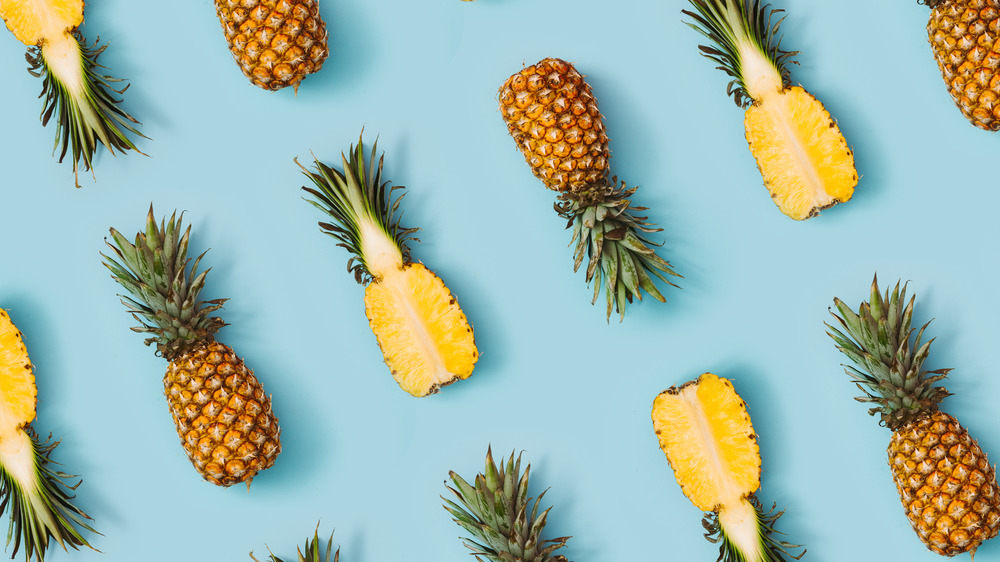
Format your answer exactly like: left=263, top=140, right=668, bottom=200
left=214, top=0, right=329, bottom=91
left=498, top=58, right=610, bottom=192
left=928, top=0, right=1000, bottom=130
left=889, top=411, right=1000, bottom=555
left=164, top=341, right=280, bottom=487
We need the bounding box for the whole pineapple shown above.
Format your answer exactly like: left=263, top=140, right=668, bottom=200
left=0, top=0, right=144, bottom=187
left=499, top=57, right=680, bottom=320
left=684, top=0, right=858, bottom=220
left=214, top=0, right=329, bottom=91
left=827, top=276, right=1000, bottom=556
left=0, top=308, right=96, bottom=562
left=922, top=0, right=1000, bottom=130
left=102, top=207, right=281, bottom=487
left=651, top=373, right=803, bottom=562
left=299, top=135, right=479, bottom=398
left=443, top=448, right=571, bottom=562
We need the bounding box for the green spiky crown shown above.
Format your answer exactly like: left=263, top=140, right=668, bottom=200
left=826, top=276, right=950, bottom=431
left=101, top=207, right=226, bottom=361
left=298, top=135, right=418, bottom=285
left=683, top=0, right=798, bottom=107
left=27, top=30, right=145, bottom=188
left=443, top=448, right=571, bottom=562
left=0, top=430, right=96, bottom=562
left=250, top=527, right=339, bottom=562
left=704, top=498, right=804, bottom=562
left=556, top=179, right=681, bottom=322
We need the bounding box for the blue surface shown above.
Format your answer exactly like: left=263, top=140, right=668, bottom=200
left=2, top=0, right=1000, bottom=560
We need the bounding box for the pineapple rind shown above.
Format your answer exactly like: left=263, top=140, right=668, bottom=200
left=0, top=0, right=82, bottom=45
left=0, top=310, right=36, bottom=428
left=744, top=87, right=857, bottom=220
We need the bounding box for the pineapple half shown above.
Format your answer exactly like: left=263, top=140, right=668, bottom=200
left=652, top=373, right=803, bottom=562
left=102, top=207, right=281, bottom=488
left=299, top=136, right=479, bottom=398
left=684, top=0, right=858, bottom=220
left=827, top=277, right=1000, bottom=556
left=0, top=308, right=96, bottom=562
left=443, top=447, right=571, bottom=562
left=0, top=0, right=143, bottom=187
left=251, top=526, right=338, bottom=562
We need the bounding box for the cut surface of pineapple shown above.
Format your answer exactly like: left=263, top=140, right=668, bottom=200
left=365, top=263, right=477, bottom=397
left=651, top=373, right=760, bottom=511
left=0, top=0, right=82, bottom=44
left=0, top=310, right=37, bottom=430
left=744, top=86, right=857, bottom=220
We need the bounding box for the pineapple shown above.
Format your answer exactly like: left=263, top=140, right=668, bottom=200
left=251, top=527, right=338, bottom=562
left=684, top=0, right=858, bottom=220
left=651, top=373, right=803, bottom=562
left=0, top=0, right=143, bottom=187
left=214, top=0, right=329, bottom=91
left=298, top=135, right=479, bottom=398
left=499, top=57, right=680, bottom=321
left=827, top=276, right=1000, bottom=556
left=443, top=447, right=571, bottom=562
left=922, top=0, right=1000, bottom=130
left=0, top=308, right=96, bottom=562
left=102, top=207, right=281, bottom=487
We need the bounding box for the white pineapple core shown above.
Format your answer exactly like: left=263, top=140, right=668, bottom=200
left=359, top=218, right=403, bottom=280
left=718, top=498, right=766, bottom=562
left=0, top=428, right=39, bottom=496
left=41, top=32, right=84, bottom=97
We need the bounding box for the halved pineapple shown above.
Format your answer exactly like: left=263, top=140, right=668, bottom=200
left=0, top=309, right=37, bottom=430
left=652, top=373, right=801, bottom=562
left=299, top=135, right=479, bottom=397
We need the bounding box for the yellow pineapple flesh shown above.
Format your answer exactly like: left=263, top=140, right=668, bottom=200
left=365, top=263, right=478, bottom=397
left=0, top=309, right=37, bottom=431
left=0, top=0, right=81, bottom=45
left=927, top=0, right=1000, bottom=130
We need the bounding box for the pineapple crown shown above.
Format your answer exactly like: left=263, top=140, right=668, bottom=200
left=298, top=134, right=418, bottom=285
left=704, top=497, right=804, bottom=562
left=826, top=276, right=950, bottom=430
left=683, top=0, right=798, bottom=108
left=28, top=30, right=145, bottom=188
left=102, top=206, right=226, bottom=361
left=443, top=447, right=571, bottom=562
left=250, top=527, right=338, bottom=562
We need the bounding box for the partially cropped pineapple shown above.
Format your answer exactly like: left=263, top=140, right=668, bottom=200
left=0, top=308, right=96, bottom=562
left=684, top=0, right=858, bottom=220
left=443, top=448, right=571, bottom=562
left=827, top=277, right=1000, bottom=556
left=922, top=0, right=1000, bottom=130
left=0, top=0, right=143, bottom=187
left=299, top=136, right=479, bottom=398
left=499, top=58, right=680, bottom=320
left=651, top=373, right=803, bottom=562
left=251, top=527, right=338, bottom=562
left=214, top=0, right=329, bottom=91
left=102, top=208, right=281, bottom=487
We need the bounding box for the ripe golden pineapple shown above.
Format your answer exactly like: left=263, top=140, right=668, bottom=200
left=102, top=208, right=281, bottom=487
left=651, top=373, right=802, bottom=562
left=214, top=0, right=329, bottom=91
left=827, top=277, right=1000, bottom=556
left=443, top=448, right=571, bottom=562
left=923, top=0, right=1000, bottom=130
left=499, top=58, right=680, bottom=320
left=0, top=0, right=143, bottom=187
left=299, top=136, right=478, bottom=397
left=684, top=0, right=858, bottom=220
left=0, top=308, right=95, bottom=562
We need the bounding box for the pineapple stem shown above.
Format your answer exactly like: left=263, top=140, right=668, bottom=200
left=0, top=428, right=97, bottom=562
left=558, top=179, right=681, bottom=322
left=705, top=496, right=804, bottom=562
left=28, top=29, right=145, bottom=188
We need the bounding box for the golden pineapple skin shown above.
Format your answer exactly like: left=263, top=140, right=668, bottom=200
left=651, top=373, right=760, bottom=511
left=214, top=0, right=329, bottom=91
left=927, top=0, right=1000, bottom=130
left=744, top=86, right=857, bottom=220
left=0, top=309, right=36, bottom=428
left=889, top=411, right=1000, bottom=556
left=364, top=263, right=478, bottom=398
left=0, top=0, right=82, bottom=45
left=164, top=340, right=280, bottom=487
left=498, top=58, right=610, bottom=192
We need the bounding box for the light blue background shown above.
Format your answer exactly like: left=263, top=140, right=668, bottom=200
left=2, top=0, right=999, bottom=560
